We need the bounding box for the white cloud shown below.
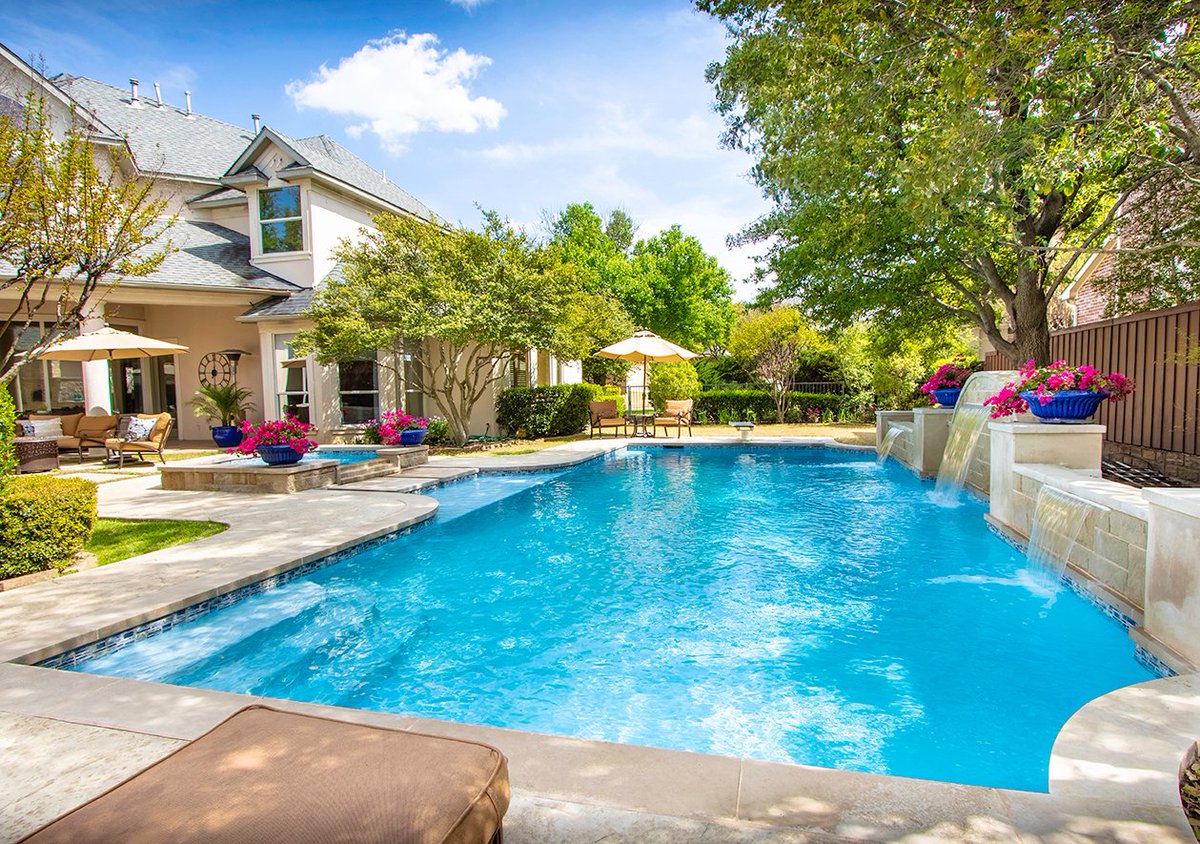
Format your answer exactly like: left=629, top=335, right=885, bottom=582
left=286, top=32, right=505, bottom=153
left=447, top=0, right=490, bottom=8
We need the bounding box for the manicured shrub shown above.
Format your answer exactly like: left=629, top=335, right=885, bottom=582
left=0, top=389, right=15, bottom=480
left=693, top=389, right=870, bottom=425
left=425, top=417, right=452, bottom=445
left=0, top=475, right=98, bottom=579
left=496, top=383, right=607, bottom=437
left=648, top=361, right=701, bottom=410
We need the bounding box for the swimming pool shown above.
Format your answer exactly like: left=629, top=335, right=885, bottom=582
left=62, top=446, right=1154, bottom=791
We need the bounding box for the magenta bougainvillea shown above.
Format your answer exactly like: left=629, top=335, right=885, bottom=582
left=364, top=409, right=428, bottom=446
left=919, top=359, right=978, bottom=400
left=983, top=360, right=1135, bottom=418
left=231, top=415, right=317, bottom=455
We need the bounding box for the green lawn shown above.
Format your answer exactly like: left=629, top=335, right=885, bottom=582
left=85, top=518, right=227, bottom=566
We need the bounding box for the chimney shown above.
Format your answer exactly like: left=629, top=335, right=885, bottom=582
left=153, top=81, right=162, bottom=106
left=252, top=113, right=260, bottom=133
left=129, top=78, right=140, bottom=103
left=184, top=91, right=192, bottom=116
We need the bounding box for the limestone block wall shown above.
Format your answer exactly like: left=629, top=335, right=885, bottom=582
left=965, top=427, right=991, bottom=497
left=1008, top=467, right=1149, bottom=612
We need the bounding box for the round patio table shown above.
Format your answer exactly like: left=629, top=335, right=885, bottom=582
left=15, top=436, right=60, bottom=473
left=625, top=411, right=655, bottom=438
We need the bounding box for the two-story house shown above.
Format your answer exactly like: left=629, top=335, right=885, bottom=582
left=0, top=44, right=579, bottom=443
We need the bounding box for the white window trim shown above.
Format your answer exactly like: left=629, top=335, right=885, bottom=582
left=254, top=185, right=309, bottom=258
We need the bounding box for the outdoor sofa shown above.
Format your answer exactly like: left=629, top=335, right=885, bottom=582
left=21, top=705, right=510, bottom=843
left=22, top=412, right=119, bottom=461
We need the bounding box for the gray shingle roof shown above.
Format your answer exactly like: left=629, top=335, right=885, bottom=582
left=227, top=129, right=436, bottom=220
left=131, top=220, right=299, bottom=292
left=0, top=220, right=299, bottom=293
left=239, top=286, right=314, bottom=320
left=288, top=135, right=436, bottom=219
left=51, top=75, right=255, bottom=181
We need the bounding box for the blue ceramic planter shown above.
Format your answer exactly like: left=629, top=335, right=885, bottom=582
left=257, top=443, right=305, bottom=466
left=210, top=426, right=243, bottom=449
left=1020, top=390, right=1108, bottom=423
left=931, top=388, right=962, bottom=408
left=399, top=428, right=428, bottom=446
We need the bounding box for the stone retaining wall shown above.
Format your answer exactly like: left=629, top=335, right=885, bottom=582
left=1007, top=468, right=1149, bottom=614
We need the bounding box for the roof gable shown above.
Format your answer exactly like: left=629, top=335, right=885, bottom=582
left=225, top=127, right=435, bottom=220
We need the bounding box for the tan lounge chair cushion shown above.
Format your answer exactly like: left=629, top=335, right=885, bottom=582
left=653, top=416, right=690, bottom=426
left=138, top=412, right=172, bottom=443
left=76, top=414, right=119, bottom=437
left=595, top=417, right=625, bottom=427
left=103, top=438, right=158, bottom=452
left=23, top=705, right=510, bottom=844
left=588, top=399, right=618, bottom=422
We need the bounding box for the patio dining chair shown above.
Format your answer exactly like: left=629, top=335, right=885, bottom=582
left=654, top=399, right=694, bottom=438
left=588, top=399, right=628, bottom=438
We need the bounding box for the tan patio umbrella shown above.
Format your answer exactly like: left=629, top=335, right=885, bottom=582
left=596, top=329, right=698, bottom=413
left=37, top=327, right=188, bottom=361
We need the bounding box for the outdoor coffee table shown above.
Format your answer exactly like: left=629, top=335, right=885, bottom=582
left=14, top=436, right=60, bottom=473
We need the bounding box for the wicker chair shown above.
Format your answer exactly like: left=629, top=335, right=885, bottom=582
left=588, top=399, right=627, bottom=438
left=654, top=399, right=694, bottom=438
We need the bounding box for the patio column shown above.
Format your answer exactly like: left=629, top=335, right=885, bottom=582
left=79, top=315, right=112, bottom=413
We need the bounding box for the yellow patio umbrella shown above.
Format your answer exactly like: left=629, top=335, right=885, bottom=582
left=37, top=327, right=189, bottom=361
left=596, top=329, right=699, bottom=413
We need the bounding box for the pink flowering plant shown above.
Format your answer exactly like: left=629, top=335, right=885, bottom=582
left=983, top=360, right=1135, bottom=418
left=361, top=409, right=428, bottom=446
left=231, top=415, right=317, bottom=455
left=919, top=358, right=978, bottom=400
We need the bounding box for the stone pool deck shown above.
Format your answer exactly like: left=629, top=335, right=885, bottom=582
left=0, top=438, right=1196, bottom=841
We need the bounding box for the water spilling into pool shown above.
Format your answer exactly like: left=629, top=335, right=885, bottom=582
left=877, top=425, right=904, bottom=464
left=63, top=447, right=1153, bottom=791
left=933, top=405, right=990, bottom=503
left=1027, top=487, right=1103, bottom=585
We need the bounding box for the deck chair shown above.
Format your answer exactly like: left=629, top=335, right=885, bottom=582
left=588, top=399, right=627, bottom=438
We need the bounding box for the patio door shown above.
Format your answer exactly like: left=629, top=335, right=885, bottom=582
left=273, top=334, right=310, bottom=423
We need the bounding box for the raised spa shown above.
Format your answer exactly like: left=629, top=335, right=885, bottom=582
left=59, top=447, right=1155, bottom=791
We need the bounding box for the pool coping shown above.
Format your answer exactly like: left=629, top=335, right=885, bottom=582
left=0, top=439, right=1194, bottom=840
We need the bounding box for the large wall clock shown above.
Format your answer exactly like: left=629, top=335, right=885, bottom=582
left=198, top=352, right=233, bottom=387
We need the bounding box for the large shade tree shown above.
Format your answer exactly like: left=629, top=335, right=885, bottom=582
left=0, top=94, right=172, bottom=381
left=296, top=211, right=576, bottom=446
left=701, top=1, right=1193, bottom=364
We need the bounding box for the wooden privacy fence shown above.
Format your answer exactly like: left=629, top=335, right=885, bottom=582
left=983, top=301, right=1200, bottom=457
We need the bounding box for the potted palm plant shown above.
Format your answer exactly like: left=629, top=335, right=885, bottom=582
left=190, top=384, right=255, bottom=448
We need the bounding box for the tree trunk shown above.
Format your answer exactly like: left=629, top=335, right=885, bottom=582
left=1011, top=270, right=1053, bottom=365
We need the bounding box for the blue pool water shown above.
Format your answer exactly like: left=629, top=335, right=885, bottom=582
left=310, top=448, right=379, bottom=465
left=65, top=447, right=1154, bottom=790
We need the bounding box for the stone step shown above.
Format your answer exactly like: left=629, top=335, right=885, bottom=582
left=399, top=466, right=478, bottom=481
left=336, top=476, right=436, bottom=493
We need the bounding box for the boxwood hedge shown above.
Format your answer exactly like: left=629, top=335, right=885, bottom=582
left=0, top=475, right=97, bottom=579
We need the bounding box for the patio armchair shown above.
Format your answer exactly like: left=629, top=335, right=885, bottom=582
left=588, top=399, right=627, bottom=438
left=654, top=399, right=694, bottom=438
left=103, top=412, right=173, bottom=468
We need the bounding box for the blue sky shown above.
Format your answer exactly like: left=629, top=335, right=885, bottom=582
left=0, top=0, right=770, bottom=299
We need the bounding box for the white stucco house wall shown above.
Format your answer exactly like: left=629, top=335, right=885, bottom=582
left=0, top=44, right=579, bottom=442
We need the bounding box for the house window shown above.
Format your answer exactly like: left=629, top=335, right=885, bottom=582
left=2, top=324, right=84, bottom=412
left=273, top=334, right=309, bottom=423
left=339, top=353, right=379, bottom=425
left=258, top=186, right=303, bottom=253
left=401, top=340, right=424, bottom=417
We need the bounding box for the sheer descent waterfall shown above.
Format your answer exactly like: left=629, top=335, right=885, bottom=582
left=878, top=426, right=904, bottom=464
left=1027, top=486, right=1103, bottom=583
